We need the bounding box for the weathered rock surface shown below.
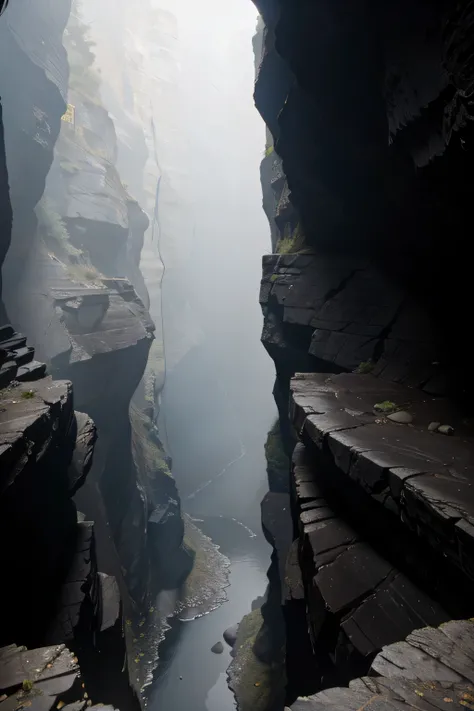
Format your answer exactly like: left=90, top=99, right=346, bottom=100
left=0, top=0, right=70, bottom=298
left=0, top=324, right=137, bottom=710
left=0, top=643, right=82, bottom=705
left=291, top=439, right=450, bottom=677
left=290, top=373, right=474, bottom=584
left=227, top=607, right=286, bottom=711
left=0, top=327, right=85, bottom=646
left=261, top=253, right=443, bottom=392
left=0, top=642, right=119, bottom=711
left=291, top=619, right=474, bottom=711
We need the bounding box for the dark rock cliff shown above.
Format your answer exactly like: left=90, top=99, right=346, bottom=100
left=254, top=0, right=474, bottom=403
left=252, top=2, right=474, bottom=708
left=0, top=101, right=12, bottom=324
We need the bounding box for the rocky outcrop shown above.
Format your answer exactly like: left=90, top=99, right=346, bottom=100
left=0, top=325, right=94, bottom=647
left=291, top=618, right=474, bottom=711
left=0, top=321, right=139, bottom=710
left=0, top=642, right=119, bottom=711
left=254, top=0, right=474, bottom=394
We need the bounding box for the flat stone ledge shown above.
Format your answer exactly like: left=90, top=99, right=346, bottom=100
left=0, top=643, right=80, bottom=710
left=0, top=643, right=119, bottom=711
left=0, top=376, right=74, bottom=493
left=291, top=619, right=474, bottom=711
left=290, top=373, right=474, bottom=579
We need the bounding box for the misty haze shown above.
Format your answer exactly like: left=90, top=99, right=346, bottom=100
left=2, top=2, right=474, bottom=711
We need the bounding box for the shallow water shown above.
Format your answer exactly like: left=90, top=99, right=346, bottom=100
left=148, top=442, right=273, bottom=711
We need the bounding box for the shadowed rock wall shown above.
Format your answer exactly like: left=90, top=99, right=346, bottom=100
left=252, top=2, right=474, bottom=706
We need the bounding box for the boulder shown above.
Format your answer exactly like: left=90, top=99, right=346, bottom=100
left=223, top=625, right=239, bottom=648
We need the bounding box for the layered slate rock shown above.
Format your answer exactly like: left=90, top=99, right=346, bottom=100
left=0, top=324, right=44, bottom=388
left=260, top=254, right=444, bottom=393
left=0, top=643, right=82, bottom=708
left=47, top=521, right=119, bottom=644
left=0, top=643, right=118, bottom=711
left=47, top=277, right=154, bottom=366
left=291, top=619, right=474, bottom=711
left=291, top=442, right=448, bottom=677
left=290, top=373, right=474, bottom=584
left=0, top=326, right=101, bottom=648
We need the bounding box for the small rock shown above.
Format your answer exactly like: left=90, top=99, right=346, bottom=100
left=223, top=624, right=239, bottom=647
left=179, top=676, right=183, bottom=681
left=211, top=642, right=224, bottom=654
left=438, top=424, right=454, bottom=436
left=387, top=410, right=413, bottom=424
left=428, top=421, right=441, bottom=432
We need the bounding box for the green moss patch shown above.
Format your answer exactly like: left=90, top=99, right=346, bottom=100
left=227, top=608, right=285, bottom=711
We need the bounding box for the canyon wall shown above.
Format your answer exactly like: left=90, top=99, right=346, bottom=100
left=0, top=0, right=195, bottom=702
left=252, top=2, right=474, bottom=708
left=0, top=115, right=134, bottom=711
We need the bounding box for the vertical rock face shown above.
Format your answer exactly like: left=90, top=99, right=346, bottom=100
left=0, top=102, right=12, bottom=324
left=254, top=0, right=474, bottom=399
left=252, top=1, right=474, bottom=706
left=0, top=0, right=70, bottom=299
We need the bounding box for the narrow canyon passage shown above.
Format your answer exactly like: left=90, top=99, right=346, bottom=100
left=146, top=2, right=278, bottom=707
left=4, top=3, right=474, bottom=711
left=0, top=0, right=279, bottom=709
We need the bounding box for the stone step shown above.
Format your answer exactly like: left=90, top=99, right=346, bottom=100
left=0, top=335, right=27, bottom=351
left=0, top=378, right=73, bottom=493
left=291, top=619, right=474, bottom=711
left=290, top=372, right=474, bottom=583
left=9, top=346, right=35, bottom=367
left=0, top=642, right=118, bottom=711
left=291, top=443, right=448, bottom=670
left=16, top=360, right=47, bottom=382
left=0, top=643, right=79, bottom=696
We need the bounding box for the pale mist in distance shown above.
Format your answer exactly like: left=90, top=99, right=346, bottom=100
left=153, top=0, right=276, bottom=509
left=81, top=0, right=276, bottom=510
